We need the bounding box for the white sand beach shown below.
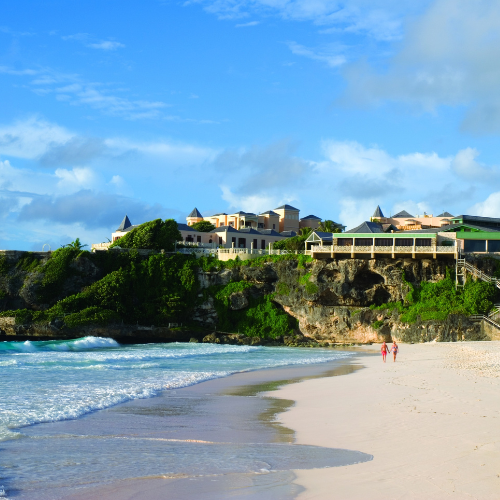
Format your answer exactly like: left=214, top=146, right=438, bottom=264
left=276, top=342, right=500, bottom=499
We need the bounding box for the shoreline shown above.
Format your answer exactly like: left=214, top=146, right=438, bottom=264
left=1, top=352, right=371, bottom=500
left=275, top=342, right=500, bottom=499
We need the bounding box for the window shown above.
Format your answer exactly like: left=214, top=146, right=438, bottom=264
left=261, top=239, right=265, bottom=249
left=375, top=238, right=393, bottom=246
left=231, top=237, right=236, bottom=245
left=355, top=238, right=373, bottom=246
left=395, top=238, right=413, bottom=246
left=219, top=237, right=223, bottom=245
left=273, top=224, right=276, bottom=229
left=415, top=238, right=432, bottom=246
left=464, top=240, right=486, bottom=252
left=197, top=236, right=201, bottom=243
left=338, top=238, right=353, bottom=246
left=488, top=240, right=500, bottom=252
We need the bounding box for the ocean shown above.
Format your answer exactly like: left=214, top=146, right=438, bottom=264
left=0, top=337, right=367, bottom=499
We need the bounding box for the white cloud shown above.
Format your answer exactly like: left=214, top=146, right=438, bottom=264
left=451, top=148, right=500, bottom=183
left=469, top=192, right=500, bottom=218
left=287, top=41, right=346, bottom=68
left=62, top=33, right=125, bottom=51
left=55, top=167, right=101, bottom=192
left=191, top=0, right=418, bottom=41
left=0, top=66, right=37, bottom=76
left=105, top=137, right=218, bottom=165
left=220, top=185, right=279, bottom=213
left=341, top=0, right=500, bottom=132
left=0, top=117, right=73, bottom=159
left=1, top=64, right=219, bottom=122
left=235, top=20, right=260, bottom=27
left=87, top=41, right=125, bottom=50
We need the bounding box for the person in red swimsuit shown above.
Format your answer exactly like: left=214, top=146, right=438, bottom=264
left=390, top=341, right=399, bottom=362
left=381, top=342, right=389, bottom=363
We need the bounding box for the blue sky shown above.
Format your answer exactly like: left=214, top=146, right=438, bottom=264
left=2, top=0, right=500, bottom=249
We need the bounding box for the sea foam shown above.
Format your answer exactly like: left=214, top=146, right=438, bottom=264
left=0, top=338, right=352, bottom=443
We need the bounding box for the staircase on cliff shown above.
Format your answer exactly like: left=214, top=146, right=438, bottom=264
left=456, top=258, right=500, bottom=329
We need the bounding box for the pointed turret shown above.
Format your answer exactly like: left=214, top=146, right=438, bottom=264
left=188, top=207, right=203, bottom=218
left=116, top=215, right=132, bottom=231
left=372, top=205, right=384, bottom=218
left=186, top=207, right=204, bottom=226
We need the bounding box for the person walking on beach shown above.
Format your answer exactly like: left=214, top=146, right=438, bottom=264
left=390, top=341, right=399, bottom=362
left=381, top=342, right=389, bottom=363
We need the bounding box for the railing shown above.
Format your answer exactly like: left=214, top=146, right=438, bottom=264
left=457, top=259, right=500, bottom=290
left=218, top=248, right=304, bottom=255
left=180, top=242, right=217, bottom=248
left=307, top=245, right=456, bottom=254
left=469, top=314, right=500, bottom=329
left=176, top=248, right=218, bottom=255
left=91, top=242, right=112, bottom=251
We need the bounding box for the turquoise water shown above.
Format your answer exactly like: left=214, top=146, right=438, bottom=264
left=0, top=337, right=352, bottom=443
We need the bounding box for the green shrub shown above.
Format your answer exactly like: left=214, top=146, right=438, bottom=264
left=305, top=282, right=319, bottom=294
left=398, top=269, right=495, bottom=323
left=372, top=320, right=384, bottom=329
left=190, top=221, right=215, bottom=232
left=276, top=282, right=291, bottom=296
left=15, top=253, right=40, bottom=272
left=36, top=247, right=84, bottom=302
left=298, top=272, right=312, bottom=285
left=370, top=301, right=405, bottom=313
left=214, top=281, right=254, bottom=303
left=273, top=234, right=308, bottom=251
left=0, top=255, right=9, bottom=275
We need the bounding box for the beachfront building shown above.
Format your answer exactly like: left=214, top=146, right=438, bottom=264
left=93, top=214, right=292, bottom=252
left=186, top=205, right=345, bottom=233
left=370, top=206, right=454, bottom=231
left=305, top=217, right=500, bottom=259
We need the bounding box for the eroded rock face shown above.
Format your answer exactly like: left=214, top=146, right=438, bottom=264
left=191, top=257, right=476, bottom=343
left=229, top=291, right=249, bottom=310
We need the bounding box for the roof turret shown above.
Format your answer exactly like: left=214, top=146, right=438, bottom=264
left=188, top=207, right=203, bottom=218
left=372, top=205, right=384, bottom=218
left=392, top=210, right=414, bottom=218
left=116, top=215, right=132, bottom=231
left=274, top=204, right=299, bottom=211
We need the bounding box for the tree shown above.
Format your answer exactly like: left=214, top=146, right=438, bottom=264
left=191, top=220, right=216, bottom=232
left=298, top=227, right=313, bottom=237
left=109, top=219, right=182, bottom=251
left=62, top=238, right=88, bottom=250
left=273, top=231, right=310, bottom=251
left=317, top=220, right=341, bottom=233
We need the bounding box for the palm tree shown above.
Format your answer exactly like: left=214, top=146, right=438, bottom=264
left=317, top=220, right=341, bottom=233
left=61, top=238, right=88, bottom=250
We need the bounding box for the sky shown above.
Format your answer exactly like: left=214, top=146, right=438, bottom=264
left=2, top=0, right=500, bottom=250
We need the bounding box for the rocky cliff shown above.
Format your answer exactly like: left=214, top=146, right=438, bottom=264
left=192, top=257, right=491, bottom=343
left=0, top=250, right=496, bottom=344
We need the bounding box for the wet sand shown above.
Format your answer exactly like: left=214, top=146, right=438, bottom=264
left=0, top=352, right=372, bottom=499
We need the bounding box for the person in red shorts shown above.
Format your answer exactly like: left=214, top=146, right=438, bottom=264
left=381, top=341, right=389, bottom=363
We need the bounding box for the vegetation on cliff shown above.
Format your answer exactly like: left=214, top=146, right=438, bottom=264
left=371, top=269, right=496, bottom=323
left=0, top=249, right=302, bottom=338
left=109, top=219, right=182, bottom=251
